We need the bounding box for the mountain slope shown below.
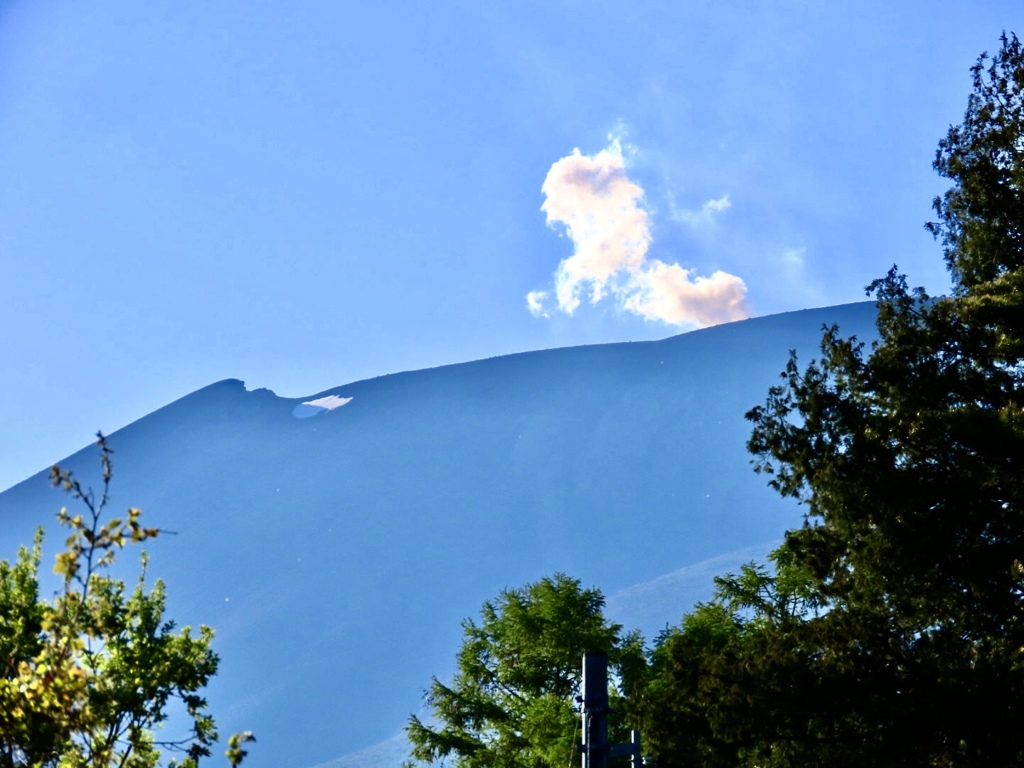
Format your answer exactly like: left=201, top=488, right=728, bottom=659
left=0, top=302, right=877, bottom=767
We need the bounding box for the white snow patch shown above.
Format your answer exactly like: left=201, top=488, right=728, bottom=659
left=305, top=395, right=353, bottom=410
left=292, top=395, right=353, bottom=419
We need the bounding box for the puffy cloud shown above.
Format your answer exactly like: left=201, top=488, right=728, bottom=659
left=540, top=138, right=650, bottom=314
left=625, top=262, right=748, bottom=326
left=530, top=138, right=748, bottom=327
left=526, top=290, right=549, bottom=318
left=673, top=193, right=732, bottom=226
left=704, top=194, right=732, bottom=214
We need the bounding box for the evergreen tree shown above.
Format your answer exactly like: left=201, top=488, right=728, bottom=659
left=406, top=573, right=644, bottom=767
left=634, top=549, right=828, bottom=767
left=645, top=32, right=1024, bottom=766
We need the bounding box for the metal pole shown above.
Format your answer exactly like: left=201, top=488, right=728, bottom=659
left=630, top=730, right=642, bottom=768
left=581, top=651, right=609, bottom=768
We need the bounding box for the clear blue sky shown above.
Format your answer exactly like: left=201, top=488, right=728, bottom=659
left=0, top=1, right=1015, bottom=491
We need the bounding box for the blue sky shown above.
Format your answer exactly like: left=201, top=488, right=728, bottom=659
left=0, top=1, right=1015, bottom=492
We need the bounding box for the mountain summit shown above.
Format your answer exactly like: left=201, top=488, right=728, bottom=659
left=0, top=303, right=877, bottom=768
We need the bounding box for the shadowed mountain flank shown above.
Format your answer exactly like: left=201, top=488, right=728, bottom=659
left=0, top=303, right=877, bottom=768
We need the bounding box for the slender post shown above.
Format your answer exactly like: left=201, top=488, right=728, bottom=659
left=581, top=651, right=609, bottom=768
left=630, top=730, right=642, bottom=768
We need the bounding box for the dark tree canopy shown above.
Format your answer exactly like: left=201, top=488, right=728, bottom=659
left=929, top=32, right=1024, bottom=293
left=633, top=549, right=827, bottom=767
left=640, top=32, right=1024, bottom=768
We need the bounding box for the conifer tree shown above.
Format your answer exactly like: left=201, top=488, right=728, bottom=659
left=406, top=573, right=644, bottom=767
left=644, top=32, right=1024, bottom=767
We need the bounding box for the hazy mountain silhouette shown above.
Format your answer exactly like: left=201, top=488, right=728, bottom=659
left=0, top=302, right=877, bottom=767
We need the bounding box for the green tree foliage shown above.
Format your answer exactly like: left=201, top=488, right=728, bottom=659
left=641, top=32, right=1024, bottom=767
left=406, top=573, right=645, bottom=767
left=0, top=435, right=254, bottom=768
left=634, top=549, right=826, bottom=767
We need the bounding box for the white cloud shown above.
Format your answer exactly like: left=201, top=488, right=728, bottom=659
left=704, top=194, right=731, bottom=214
left=526, top=290, right=549, bottom=318
left=529, top=138, right=748, bottom=327
left=540, top=137, right=650, bottom=314
left=673, top=193, right=732, bottom=226
left=625, top=262, right=747, bottom=326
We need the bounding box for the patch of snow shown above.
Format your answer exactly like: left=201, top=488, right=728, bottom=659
left=293, top=395, right=353, bottom=419
left=306, top=395, right=353, bottom=410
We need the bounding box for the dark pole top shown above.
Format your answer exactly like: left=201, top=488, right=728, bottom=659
left=582, top=651, right=609, bottom=707
left=582, top=651, right=610, bottom=768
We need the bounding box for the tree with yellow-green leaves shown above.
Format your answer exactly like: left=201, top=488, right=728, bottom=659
left=0, top=434, right=253, bottom=768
